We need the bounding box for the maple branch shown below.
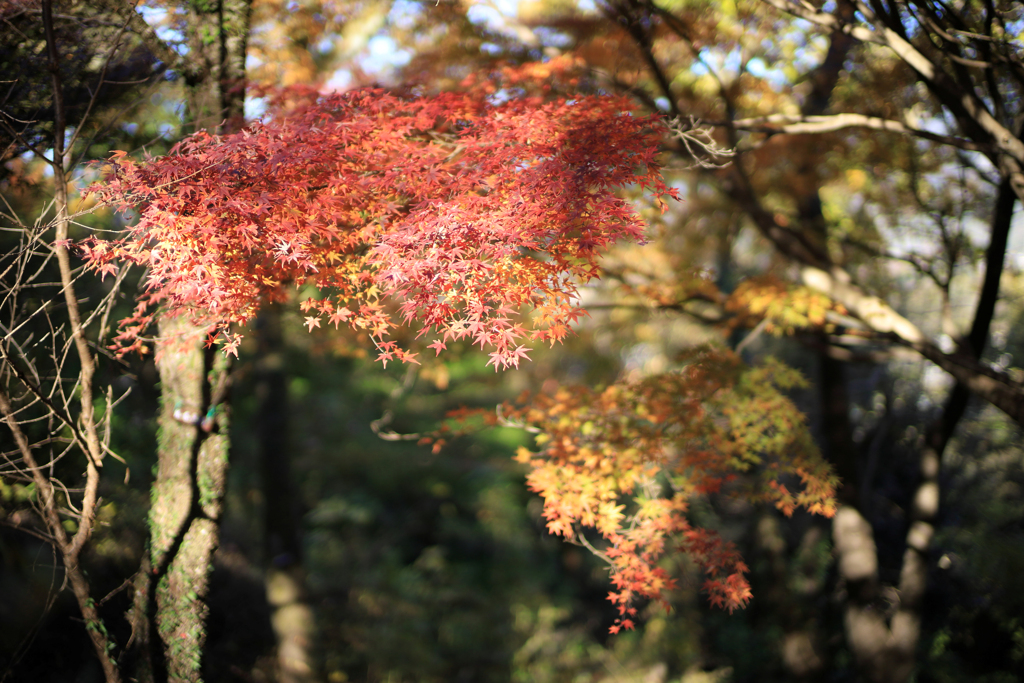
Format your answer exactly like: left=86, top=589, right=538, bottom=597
left=570, top=526, right=613, bottom=565
left=494, top=404, right=541, bottom=434
left=370, top=364, right=423, bottom=442
left=735, top=318, right=769, bottom=355
left=723, top=113, right=987, bottom=152
left=583, top=301, right=725, bottom=324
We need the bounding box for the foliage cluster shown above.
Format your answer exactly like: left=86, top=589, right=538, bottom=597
left=84, top=86, right=676, bottom=368
left=440, top=348, right=836, bottom=630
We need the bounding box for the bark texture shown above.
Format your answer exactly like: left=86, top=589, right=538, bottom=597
left=143, top=316, right=232, bottom=683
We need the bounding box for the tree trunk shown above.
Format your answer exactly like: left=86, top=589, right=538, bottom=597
left=129, top=1, right=252, bottom=680
left=256, top=304, right=319, bottom=683
left=147, top=317, right=232, bottom=683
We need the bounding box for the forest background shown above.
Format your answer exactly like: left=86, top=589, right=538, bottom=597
left=2, top=1, right=1024, bottom=683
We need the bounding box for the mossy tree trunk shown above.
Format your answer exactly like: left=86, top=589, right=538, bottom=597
left=129, top=2, right=252, bottom=681
left=147, top=317, right=233, bottom=682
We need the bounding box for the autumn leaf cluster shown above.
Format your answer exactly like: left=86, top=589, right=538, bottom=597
left=438, top=348, right=837, bottom=631
left=83, top=87, right=676, bottom=366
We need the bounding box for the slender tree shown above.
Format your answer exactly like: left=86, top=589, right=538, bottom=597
left=0, top=1, right=167, bottom=681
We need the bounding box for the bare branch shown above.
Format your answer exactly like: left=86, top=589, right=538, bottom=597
left=668, top=117, right=735, bottom=168
left=725, top=112, right=988, bottom=152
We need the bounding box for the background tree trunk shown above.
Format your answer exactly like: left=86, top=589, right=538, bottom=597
left=256, top=304, right=319, bottom=683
